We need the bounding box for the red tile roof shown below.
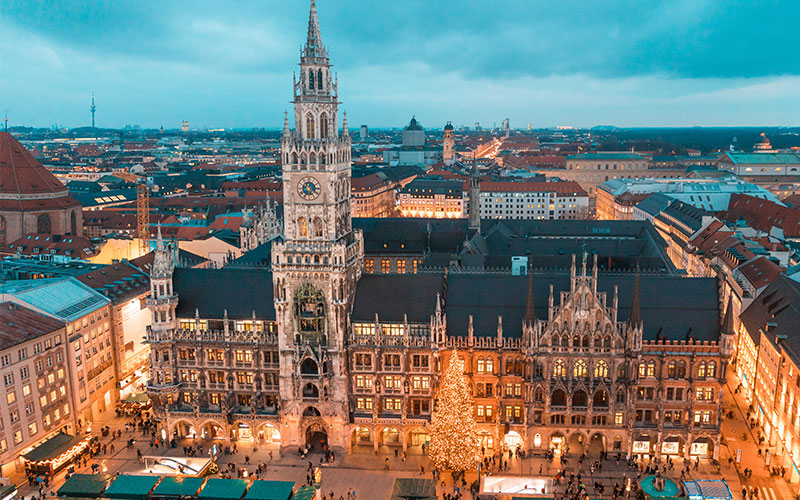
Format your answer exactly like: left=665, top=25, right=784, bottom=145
left=1, top=233, right=97, bottom=259
left=738, top=256, right=783, bottom=289
left=0, top=132, right=78, bottom=201
left=0, top=302, right=64, bottom=350
left=722, top=193, right=800, bottom=238
left=478, top=180, right=587, bottom=196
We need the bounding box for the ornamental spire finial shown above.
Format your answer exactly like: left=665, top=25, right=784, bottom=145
left=305, top=0, right=324, bottom=58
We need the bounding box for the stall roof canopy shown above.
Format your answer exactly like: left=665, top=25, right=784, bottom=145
left=104, top=475, right=160, bottom=499
left=151, top=477, right=204, bottom=497
left=24, top=432, right=83, bottom=462
left=291, top=487, right=316, bottom=500
left=122, top=393, right=150, bottom=403
left=57, top=474, right=110, bottom=498
left=198, top=479, right=249, bottom=500
left=242, top=481, right=294, bottom=500
left=391, top=479, right=437, bottom=500
left=683, top=480, right=732, bottom=499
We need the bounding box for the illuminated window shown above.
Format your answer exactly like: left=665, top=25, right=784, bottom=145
left=381, top=259, right=390, bottom=273
left=365, top=259, right=374, bottom=273
left=382, top=324, right=404, bottom=336
left=594, top=361, right=608, bottom=378
left=574, top=360, right=588, bottom=377
left=553, top=359, right=566, bottom=377
left=397, top=260, right=406, bottom=274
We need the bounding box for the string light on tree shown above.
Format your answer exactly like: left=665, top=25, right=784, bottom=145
left=428, top=350, right=480, bottom=472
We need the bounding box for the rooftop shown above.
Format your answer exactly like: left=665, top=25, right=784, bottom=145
left=0, top=301, right=64, bottom=350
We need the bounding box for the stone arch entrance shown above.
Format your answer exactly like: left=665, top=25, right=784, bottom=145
left=690, top=436, right=714, bottom=458
left=661, top=435, right=684, bottom=457
left=550, top=432, right=566, bottom=455
left=231, top=421, right=254, bottom=442
left=172, top=419, right=196, bottom=439
left=351, top=426, right=373, bottom=452
left=568, top=432, right=586, bottom=456
left=478, top=430, right=495, bottom=454
left=200, top=420, right=226, bottom=440
left=305, top=423, right=328, bottom=451
left=503, top=430, right=523, bottom=450
left=255, top=423, right=281, bottom=444
left=407, top=428, right=430, bottom=455
left=379, top=427, right=402, bottom=450
left=588, top=433, right=606, bottom=456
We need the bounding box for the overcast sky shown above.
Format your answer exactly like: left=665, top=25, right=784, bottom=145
left=2, top=0, right=799, bottom=130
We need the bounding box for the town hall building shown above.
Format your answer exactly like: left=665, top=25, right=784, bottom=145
left=146, top=0, right=731, bottom=462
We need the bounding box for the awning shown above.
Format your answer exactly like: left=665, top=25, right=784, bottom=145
left=122, top=393, right=150, bottom=404
left=151, top=477, right=205, bottom=498
left=292, top=487, right=317, bottom=500
left=104, top=475, right=160, bottom=500
left=391, top=478, right=437, bottom=500
left=242, top=481, right=294, bottom=500
left=23, top=433, right=85, bottom=462
left=0, top=484, right=18, bottom=500
left=197, top=478, right=248, bottom=500
left=57, top=474, right=110, bottom=498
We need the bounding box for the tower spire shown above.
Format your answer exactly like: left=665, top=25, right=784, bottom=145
left=524, top=264, right=535, bottom=326
left=305, top=0, right=325, bottom=58
left=722, top=295, right=735, bottom=335
left=629, top=268, right=641, bottom=327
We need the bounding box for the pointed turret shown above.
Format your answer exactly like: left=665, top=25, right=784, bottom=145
left=524, top=265, right=536, bottom=327
left=155, top=223, right=164, bottom=251
left=342, top=111, right=348, bottom=137
left=305, top=0, right=325, bottom=58
left=722, top=295, right=735, bottom=335
left=283, top=111, right=290, bottom=136
left=629, top=269, right=641, bottom=328
left=468, top=154, right=481, bottom=232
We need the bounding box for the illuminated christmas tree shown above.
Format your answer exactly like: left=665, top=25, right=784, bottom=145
left=429, top=350, right=480, bottom=472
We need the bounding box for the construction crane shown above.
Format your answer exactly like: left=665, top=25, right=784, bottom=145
left=137, top=182, right=150, bottom=254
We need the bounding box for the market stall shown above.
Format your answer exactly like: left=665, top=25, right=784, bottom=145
left=22, top=433, right=92, bottom=475
left=57, top=474, right=110, bottom=498
left=242, top=481, right=294, bottom=500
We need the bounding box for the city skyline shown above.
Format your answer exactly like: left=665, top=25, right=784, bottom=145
left=2, top=0, right=799, bottom=130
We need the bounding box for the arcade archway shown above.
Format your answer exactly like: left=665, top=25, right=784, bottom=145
left=568, top=433, right=586, bottom=456
left=200, top=421, right=226, bottom=440
left=408, top=428, right=430, bottom=454
left=255, top=423, right=281, bottom=444
left=172, top=420, right=196, bottom=439
left=588, top=433, right=606, bottom=456
left=305, top=423, right=328, bottom=451
left=504, top=430, right=523, bottom=450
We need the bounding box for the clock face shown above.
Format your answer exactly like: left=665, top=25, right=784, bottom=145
left=297, top=176, right=321, bottom=200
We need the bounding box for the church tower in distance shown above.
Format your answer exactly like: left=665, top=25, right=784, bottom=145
left=272, top=0, right=364, bottom=452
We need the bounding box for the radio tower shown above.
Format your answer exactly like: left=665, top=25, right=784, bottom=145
left=90, top=93, right=96, bottom=128
left=137, top=182, right=150, bottom=254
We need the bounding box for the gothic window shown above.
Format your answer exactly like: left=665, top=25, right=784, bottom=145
left=294, top=283, right=326, bottom=335
left=70, top=211, right=77, bottom=235
left=317, top=69, right=323, bottom=90
left=551, top=389, right=566, bottom=406
left=308, top=69, right=315, bottom=90
left=593, top=389, right=609, bottom=407
left=616, top=389, right=626, bottom=403
left=593, top=360, right=608, bottom=379
left=302, top=383, right=319, bottom=398
left=697, top=362, right=707, bottom=378
left=572, top=389, right=587, bottom=407
left=582, top=335, right=590, bottom=347
left=292, top=152, right=298, bottom=164
left=300, top=358, right=318, bottom=375
left=603, top=335, right=612, bottom=348
left=309, top=152, right=316, bottom=165
left=534, top=386, right=543, bottom=402
left=300, top=153, right=307, bottom=165
left=297, top=217, right=308, bottom=238
left=319, top=113, right=328, bottom=138
left=677, top=362, right=687, bottom=377
left=573, top=360, right=588, bottom=378
left=552, top=359, right=566, bottom=378
left=37, top=214, right=51, bottom=234
left=312, top=217, right=323, bottom=238
left=306, top=113, right=315, bottom=139
left=320, top=152, right=326, bottom=164
left=0, top=216, right=5, bottom=245
left=667, top=361, right=676, bottom=378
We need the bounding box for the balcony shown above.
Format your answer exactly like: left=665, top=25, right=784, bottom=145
left=146, top=382, right=182, bottom=395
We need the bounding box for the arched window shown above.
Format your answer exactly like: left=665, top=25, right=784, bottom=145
left=573, top=360, right=587, bottom=378
left=309, top=152, right=316, bottom=165
left=604, top=335, right=612, bottom=348
left=582, top=335, right=590, bottom=347
left=572, top=334, right=580, bottom=347
left=553, top=359, right=566, bottom=378
left=308, top=69, right=315, bottom=90
left=534, top=387, right=544, bottom=402
left=292, top=152, right=298, bottom=164
left=697, top=362, right=707, bottom=378
left=572, top=390, right=587, bottom=407
left=678, top=362, right=687, bottom=377
left=317, top=69, right=323, bottom=90
left=70, top=211, right=77, bottom=235
left=667, top=361, right=676, bottom=378
left=707, top=362, right=716, bottom=378
left=616, top=389, right=626, bottom=403
left=300, top=153, right=307, bottom=165
left=298, top=217, right=308, bottom=238
left=594, top=360, right=608, bottom=379
left=551, top=389, right=566, bottom=406
left=313, top=217, right=323, bottom=238
left=306, top=113, right=315, bottom=139
left=37, top=214, right=51, bottom=234
left=319, top=113, right=328, bottom=138
left=0, top=216, right=5, bottom=245
left=301, top=358, right=318, bottom=375
left=593, top=390, right=609, bottom=407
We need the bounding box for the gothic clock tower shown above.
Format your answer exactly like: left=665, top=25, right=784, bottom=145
left=272, top=0, right=364, bottom=452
